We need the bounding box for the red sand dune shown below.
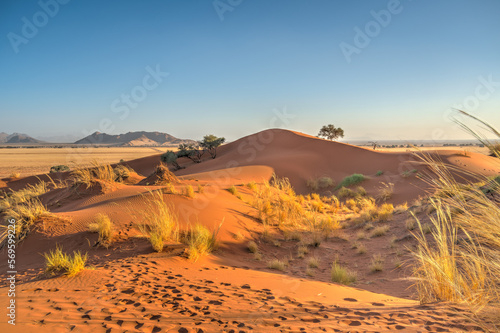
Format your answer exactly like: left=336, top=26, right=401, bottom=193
left=0, top=129, right=498, bottom=332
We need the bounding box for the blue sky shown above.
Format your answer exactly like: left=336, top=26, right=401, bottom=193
left=1, top=0, right=499, bottom=142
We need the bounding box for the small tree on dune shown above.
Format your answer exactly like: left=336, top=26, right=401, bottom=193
left=177, top=143, right=204, bottom=163
left=318, top=124, right=344, bottom=141
left=161, top=150, right=184, bottom=170
left=199, top=135, right=225, bottom=159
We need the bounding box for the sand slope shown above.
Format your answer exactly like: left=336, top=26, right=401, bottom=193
left=1, top=129, right=498, bottom=332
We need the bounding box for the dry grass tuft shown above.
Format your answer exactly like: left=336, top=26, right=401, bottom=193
left=371, top=225, right=390, bottom=237
left=247, top=240, right=259, bottom=253
left=183, top=185, right=196, bottom=198
left=92, top=213, right=114, bottom=247
left=137, top=191, right=179, bottom=252
left=307, top=257, right=320, bottom=268
left=43, top=246, right=87, bottom=277
left=183, top=223, right=220, bottom=261
left=267, top=259, right=287, bottom=271
left=410, top=136, right=500, bottom=326
left=377, top=182, right=394, bottom=201
left=370, top=254, right=384, bottom=272
left=331, top=260, right=357, bottom=285
left=71, top=161, right=116, bottom=187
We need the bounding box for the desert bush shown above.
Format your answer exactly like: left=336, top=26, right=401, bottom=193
left=267, top=259, right=287, bottom=271
left=9, top=172, right=21, bottom=179
left=307, top=257, right=320, bottom=268
left=43, top=245, right=69, bottom=275
left=371, top=225, right=390, bottom=237
left=307, top=176, right=335, bottom=191
left=137, top=191, right=179, bottom=252
left=375, top=170, right=384, bottom=176
left=50, top=165, right=70, bottom=173
left=153, top=164, right=180, bottom=184
left=337, top=174, right=367, bottom=189
left=177, top=143, right=204, bottom=163
left=331, top=260, right=356, bottom=285
left=161, top=151, right=184, bottom=170
left=247, top=240, right=259, bottom=253
left=246, top=181, right=257, bottom=191
left=227, top=185, right=239, bottom=196
left=370, top=254, right=384, bottom=272
left=377, top=182, right=394, bottom=202
left=43, top=246, right=87, bottom=277
left=356, top=243, right=367, bottom=254
left=356, top=186, right=367, bottom=196
left=0, top=181, right=49, bottom=213
left=183, top=223, right=220, bottom=261
left=377, top=203, right=394, bottom=221
left=411, top=147, right=500, bottom=322
left=283, top=230, right=302, bottom=241
left=337, top=186, right=356, bottom=199
left=92, top=213, right=114, bottom=247
left=113, top=165, right=131, bottom=182
left=71, top=162, right=115, bottom=187
left=1, top=197, right=50, bottom=245
left=183, top=185, right=195, bottom=198
left=66, top=251, right=88, bottom=277
left=297, top=245, right=308, bottom=258
left=406, top=217, right=416, bottom=230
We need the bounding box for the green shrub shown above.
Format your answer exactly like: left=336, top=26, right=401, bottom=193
left=337, top=174, right=367, bottom=189
left=50, top=165, right=70, bottom=173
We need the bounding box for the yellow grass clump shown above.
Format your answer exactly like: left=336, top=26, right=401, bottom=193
left=250, top=175, right=341, bottom=234
left=71, top=161, right=116, bottom=187
left=183, top=185, right=196, bottom=198
left=43, top=246, right=88, bottom=277
left=267, top=259, right=287, bottom=271
left=183, top=223, right=221, bottom=261
left=247, top=240, right=259, bottom=253
left=137, top=191, right=179, bottom=252
left=91, top=213, right=114, bottom=247
left=331, top=260, right=356, bottom=285
left=410, top=142, right=500, bottom=326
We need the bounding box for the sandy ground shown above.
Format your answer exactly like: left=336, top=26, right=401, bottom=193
left=0, top=147, right=174, bottom=178
left=0, top=129, right=498, bottom=332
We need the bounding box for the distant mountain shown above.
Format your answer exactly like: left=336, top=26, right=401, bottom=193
left=35, top=134, right=81, bottom=143
left=74, top=131, right=196, bottom=146
left=0, top=132, right=44, bottom=144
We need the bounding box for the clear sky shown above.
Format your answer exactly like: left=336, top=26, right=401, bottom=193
left=1, top=0, right=499, bottom=142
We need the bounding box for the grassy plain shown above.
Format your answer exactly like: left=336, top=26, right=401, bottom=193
left=0, top=147, right=173, bottom=178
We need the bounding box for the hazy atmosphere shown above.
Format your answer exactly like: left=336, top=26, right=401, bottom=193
left=1, top=0, right=499, bottom=142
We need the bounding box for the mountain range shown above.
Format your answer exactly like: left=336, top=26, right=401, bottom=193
left=74, top=131, right=196, bottom=146
left=0, top=132, right=44, bottom=144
